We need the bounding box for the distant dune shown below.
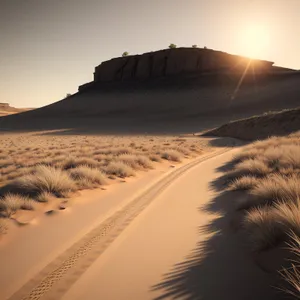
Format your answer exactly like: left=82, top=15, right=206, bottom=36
left=202, top=106, right=300, bottom=140
left=0, top=48, right=299, bottom=134
left=0, top=103, right=33, bottom=117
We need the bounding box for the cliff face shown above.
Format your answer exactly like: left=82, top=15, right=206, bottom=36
left=0, top=103, right=9, bottom=108
left=0, top=103, right=33, bottom=117
left=93, top=48, right=274, bottom=83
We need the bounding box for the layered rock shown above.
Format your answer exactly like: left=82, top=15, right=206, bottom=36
left=0, top=103, right=9, bottom=108
left=93, top=48, right=274, bottom=83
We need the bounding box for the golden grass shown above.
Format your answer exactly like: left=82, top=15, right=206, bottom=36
left=234, top=158, right=272, bottom=177
left=69, top=166, right=107, bottom=186
left=221, top=131, right=300, bottom=297
left=12, top=165, right=76, bottom=197
left=250, top=174, right=300, bottom=203
left=244, top=201, right=300, bottom=251
left=280, top=233, right=300, bottom=298
left=161, top=150, right=182, bottom=162
left=62, top=157, right=100, bottom=170
left=105, top=161, right=135, bottom=177
left=0, top=134, right=205, bottom=189
left=115, top=154, right=150, bottom=170
left=0, top=133, right=209, bottom=234
left=243, top=206, right=284, bottom=251
left=275, top=201, right=300, bottom=238
left=0, top=194, right=34, bottom=217
left=228, top=176, right=259, bottom=191
left=36, top=191, right=56, bottom=203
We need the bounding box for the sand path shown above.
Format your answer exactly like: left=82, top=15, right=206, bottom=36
left=2, top=147, right=282, bottom=300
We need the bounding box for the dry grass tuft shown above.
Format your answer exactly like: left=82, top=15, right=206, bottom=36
left=161, top=150, right=182, bottom=162
left=62, top=157, right=99, bottom=170
left=36, top=191, right=56, bottom=203
left=233, top=148, right=264, bottom=162
left=234, top=159, right=272, bottom=177
left=250, top=174, right=300, bottom=203
left=69, top=166, right=107, bottom=187
left=0, top=194, right=34, bottom=217
left=12, top=165, right=76, bottom=197
left=228, top=176, right=259, bottom=191
left=244, top=201, right=300, bottom=251
left=20, top=198, right=35, bottom=210
left=135, top=155, right=153, bottom=169
left=275, top=201, right=300, bottom=237
left=105, top=161, right=135, bottom=178
left=149, top=154, right=162, bottom=162
left=243, top=206, right=284, bottom=251
left=115, top=154, right=142, bottom=170
left=280, top=233, right=300, bottom=298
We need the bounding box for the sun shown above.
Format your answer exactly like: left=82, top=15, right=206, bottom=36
left=240, top=25, right=270, bottom=59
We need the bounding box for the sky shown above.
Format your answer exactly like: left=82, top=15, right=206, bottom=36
left=1, top=0, right=299, bottom=108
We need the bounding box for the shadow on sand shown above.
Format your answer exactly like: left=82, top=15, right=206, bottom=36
left=151, top=163, right=288, bottom=299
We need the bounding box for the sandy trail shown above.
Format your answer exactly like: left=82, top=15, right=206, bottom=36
left=2, top=147, right=282, bottom=300
left=60, top=149, right=281, bottom=300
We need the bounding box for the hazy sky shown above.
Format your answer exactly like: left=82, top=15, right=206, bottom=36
left=1, top=0, right=299, bottom=108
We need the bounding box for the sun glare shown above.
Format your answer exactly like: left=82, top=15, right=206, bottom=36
left=240, top=25, right=270, bottom=59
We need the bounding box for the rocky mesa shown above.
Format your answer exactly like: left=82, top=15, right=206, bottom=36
left=79, top=48, right=275, bottom=91
left=0, top=103, right=33, bottom=116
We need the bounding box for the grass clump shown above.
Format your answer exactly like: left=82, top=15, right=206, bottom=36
left=12, top=165, right=76, bottom=197
left=0, top=194, right=22, bottom=217
left=243, top=206, right=284, bottom=251
left=228, top=176, right=259, bottom=191
left=218, top=131, right=300, bottom=296
left=250, top=174, right=300, bottom=204
left=69, top=165, right=107, bottom=187
left=135, top=155, right=153, bottom=169
left=149, top=154, right=162, bottom=162
left=280, top=233, right=300, bottom=298
left=233, top=159, right=272, bottom=177
left=0, top=194, right=34, bottom=217
left=62, top=157, right=99, bottom=170
left=36, top=191, right=56, bottom=203
left=105, top=161, right=135, bottom=178
left=161, top=150, right=182, bottom=162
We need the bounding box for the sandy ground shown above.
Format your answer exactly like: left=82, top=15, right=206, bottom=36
left=0, top=161, right=172, bottom=299
left=1, top=144, right=283, bottom=300
left=60, top=149, right=280, bottom=300
left=0, top=132, right=210, bottom=233
left=0, top=144, right=217, bottom=299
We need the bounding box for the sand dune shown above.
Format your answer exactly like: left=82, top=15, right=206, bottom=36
left=203, top=106, right=300, bottom=140
left=0, top=72, right=299, bottom=134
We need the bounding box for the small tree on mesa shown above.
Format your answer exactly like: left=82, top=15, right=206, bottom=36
left=169, top=43, right=177, bottom=49
left=122, top=51, right=129, bottom=57
left=192, top=45, right=198, bottom=48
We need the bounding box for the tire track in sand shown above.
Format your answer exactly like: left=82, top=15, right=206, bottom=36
left=9, top=148, right=232, bottom=300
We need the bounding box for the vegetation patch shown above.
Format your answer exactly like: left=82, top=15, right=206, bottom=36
left=219, top=130, right=300, bottom=297
left=0, top=133, right=208, bottom=235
